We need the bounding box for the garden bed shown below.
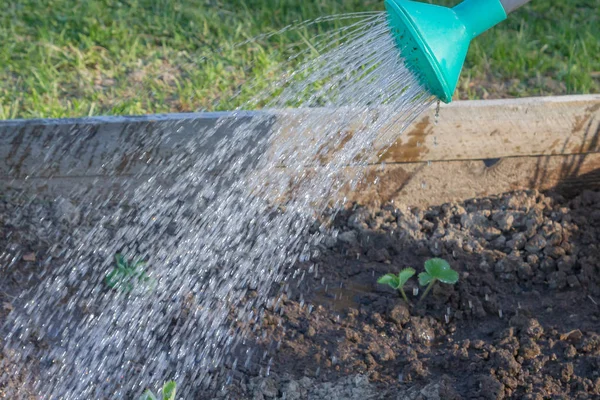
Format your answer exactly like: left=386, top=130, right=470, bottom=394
left=207, top=187, right=600, bottom=399
left=1, top=96, right=600, bottom=398
left=2, top=186, right=600, bottom=399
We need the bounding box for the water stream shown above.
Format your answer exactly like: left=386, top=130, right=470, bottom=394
left=2, top=12, right=433, bottom=398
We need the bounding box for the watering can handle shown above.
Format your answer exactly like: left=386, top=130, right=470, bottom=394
left=500, top=0, right=532, bottom=13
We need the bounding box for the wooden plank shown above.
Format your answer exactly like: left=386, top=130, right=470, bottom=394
left=2, top=95, right=600, bottom=209
left=0, top=114, right=272, bottom=180
left=344, top=153, right=600, bottom=208
left=1, top=95, right=598, bottom=182
left=376, top=94, right=600, bottom=163
left=265, top=95, right=600, bottom=164
left=6, top=153, right=600, bottom=209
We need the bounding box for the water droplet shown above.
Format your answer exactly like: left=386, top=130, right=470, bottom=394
left=299, top=271, right=305, bottom=283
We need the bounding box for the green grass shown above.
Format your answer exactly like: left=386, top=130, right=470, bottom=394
left=0, top=0, right=598, bottom=119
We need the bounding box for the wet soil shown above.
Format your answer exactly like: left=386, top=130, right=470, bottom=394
left=3, top=188, right=600, bottom=399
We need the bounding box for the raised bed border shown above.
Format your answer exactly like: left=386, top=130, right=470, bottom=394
left=1, top=94, right=599, bottom=207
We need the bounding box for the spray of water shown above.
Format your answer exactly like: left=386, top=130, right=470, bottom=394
left=2, top=12, right=433, bottom=398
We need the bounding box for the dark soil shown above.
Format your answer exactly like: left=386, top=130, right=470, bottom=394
left=217, top=189, right=600, bottom=399
left=3, top=188, right=600, bottom=399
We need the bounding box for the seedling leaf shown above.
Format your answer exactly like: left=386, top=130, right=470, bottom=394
left=423, top=258, right=458, bottom=284
left=105, top=268, right=121, bottom=288
left=418, top=271, right=433, bottom=286
left=418, top=258, right=459, bottom=304
left=106, top=254, right=154, bottom=293
left=140, top=390, right=158, bottom=400
left=162, top=381, right=176, bottom=400
left=398, top=268, right=415, bottom=286
left=115, top=254, right=127, bottom=269
left=424, top=258, right=451, bottom=276
left=436, top=268, right=459, bottom=284
left=377, top=273, right=400, bottom=289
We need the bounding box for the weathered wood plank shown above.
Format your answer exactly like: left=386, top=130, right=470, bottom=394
left=1, top=96, right=598, bottom=181
left=2, top=95, right=600, bottom=208
left=376, top=94, right=600, bottom=163
left=0, top=114, right=272, bottom=179
left=6, top=153, right=600, bottom=208
left=345, top=153, right=600, bottom=208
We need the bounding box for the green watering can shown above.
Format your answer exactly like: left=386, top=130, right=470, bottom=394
left=385, top=0, right=531, bottom=102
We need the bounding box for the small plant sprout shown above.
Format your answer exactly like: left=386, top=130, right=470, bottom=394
left=105, top=253, right=154, bottom=293
left=140, top=380, right=176, bottom=400
left=418, top=258, right=459, bottom=304
left=378, top=268, right=416, bottom=303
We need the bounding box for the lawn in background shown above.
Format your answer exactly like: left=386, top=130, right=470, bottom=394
left=1, top=0, right=598, bottom=119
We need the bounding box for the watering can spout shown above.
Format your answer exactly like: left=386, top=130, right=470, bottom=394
left=385, top=0, right=531, bottom=103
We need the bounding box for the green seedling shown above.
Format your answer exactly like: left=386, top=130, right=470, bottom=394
left=418, top=258, right=459, bottom=304
left=140, top=380, right=176, bottom=400
left=377, top=268, right=416, bottom=303
left=105, top=253, right=154, bottom=293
